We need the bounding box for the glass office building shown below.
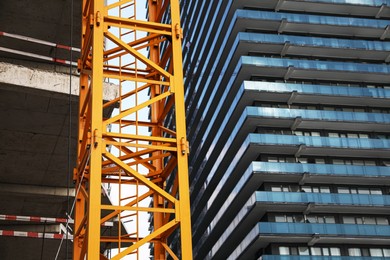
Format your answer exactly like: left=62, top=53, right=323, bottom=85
left=179, top=1, right=390, bottom=259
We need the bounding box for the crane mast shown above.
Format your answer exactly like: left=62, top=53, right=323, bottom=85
left=73, top=0, right=192, bottom=259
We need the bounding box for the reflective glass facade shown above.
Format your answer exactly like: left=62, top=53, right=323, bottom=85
left=180, top=0, right=390, bottom=259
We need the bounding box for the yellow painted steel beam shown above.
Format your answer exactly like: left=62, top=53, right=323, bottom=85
left=104, top=16, right=173, bottom=36
left=104, top=140, right=178, bottom=152
left=170, top=0, right=193, bottom=258
left=74, top=0, right=193, bottom=259
left=103, top=132, right=177, bottom=144
left=111, top=220, right=178, bottom=260
left=101, top=205, right=175, bottom=214
left=103, top=91, right=172, bottom=126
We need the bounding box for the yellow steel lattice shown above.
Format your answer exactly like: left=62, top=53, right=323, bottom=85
left=73, top=0, right=192, bottom=259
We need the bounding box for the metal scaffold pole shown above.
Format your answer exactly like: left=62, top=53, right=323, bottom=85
left=73, top=0, right=193, bottom=259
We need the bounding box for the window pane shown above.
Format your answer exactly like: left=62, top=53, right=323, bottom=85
left=290, top=185, right=299, bottom=192
left=383, top=249, right=390, bottom=257
left=343, top=216, right=355, bottom=224
left=325, top=216, right=335, bottom=223
left=315, top=158, right=325, bottom=164
left=279, top=246, right=290, bottom=255
left=345, top=160, right=353, bottom=165
left=290, top=247, right=298, bottom=255
left=310, top=247, right=322, bottom=256
left=298, top=247, right=309, bottom=255
left=286, top=157, right=295, bottom=163
left=320, top=187, right=330, bottom=193
left=317, top=217, right=325, bottom=223
left=275, top=216, right=285, bottom=222
left=370, top=189, right=382, bottom=195
left=348, top=248, right=361, bottom=256
left=356, top=217, right=364, bottom=224
left=299, top=158, right=308, bottom=163
left=364, top=217, right=376, bottom=225
left=364, top=160, right=376, bottom=166
left=358, top=188, right=370, bottom=195
left=352, top=160, right=363, bottom=165
left=307, top=216, right=316, bottom=223
left=362, top=248, right=370, bottom=256
left=330, top=248, right=341, bottom=256
left=377, top=217, right=389, bottom=225
left=271, top=186, right=282, bottom=191
left=370, top=248, right=383, bottom=257
left=295, top=215, right=304, bottom=223
left=322, top=248, right=330, bottom=256
left=338, top=187, right=349, bottom=194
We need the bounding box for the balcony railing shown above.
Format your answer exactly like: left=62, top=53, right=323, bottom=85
left=256, top=191, right=390, bottom=206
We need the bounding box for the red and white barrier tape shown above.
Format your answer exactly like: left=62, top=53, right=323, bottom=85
left=0, top=214, right=113, bottom=227
left=0, top=230, right=72, bottom=240
left=0, top=214, right=67, bottom=224
left=0, top=31, right=80, bottom=52
left=0, top=46, right=77, bottom=66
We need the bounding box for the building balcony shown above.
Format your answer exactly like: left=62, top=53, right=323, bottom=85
left=234, top=10, right=390, bottom=39
left=210, top=191, right=390, bottom=259
left=185, top=20, right=390, bottom=130
left=232, top=0, right=390, bottom=19
left=185, top=11, right=390, bottom=157
left=188, top=80, right=390, bottom=210
left=246, top=133, right=390, bottom=158
left=231, top=222, right=390, bottom=259
left=237, top=56, right=390, bottom=84
left=185, top=28, right=390, bottom=160
left=255, top=191, right=390, bottom=211
left=188, top=54, right=390, bottom=170
left=246, top=106, right=390, bottom=132
left=204, top=132, right=390, bottom=210
left=236, top=32, right=390, bottom=63
left=191, top=131, right=390, bottom=229
left=191, top=132, right=390, bottom=240
left=185, top=7, right=390, bottom=149
left=209, top=162, right=390, bottom=249
left=189, top=81, right=390, bottom=204
left=189, top=31, right=390, bottom=132
left=194, top=162, right=390, bottom=257
left=261, top=256, right=388, bottom=260
left=240, top=81, right=390, bottom=108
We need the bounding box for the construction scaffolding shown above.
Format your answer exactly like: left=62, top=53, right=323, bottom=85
left=73, top=0, right=192, bottom=259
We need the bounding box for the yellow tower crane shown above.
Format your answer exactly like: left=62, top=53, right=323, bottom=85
left=73, top=0, right=192, bottom=259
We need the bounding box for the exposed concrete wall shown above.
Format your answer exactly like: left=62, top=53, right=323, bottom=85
left=0, top=61, right=118, bottom=100
left=0, top=183, right=75, bottom=198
